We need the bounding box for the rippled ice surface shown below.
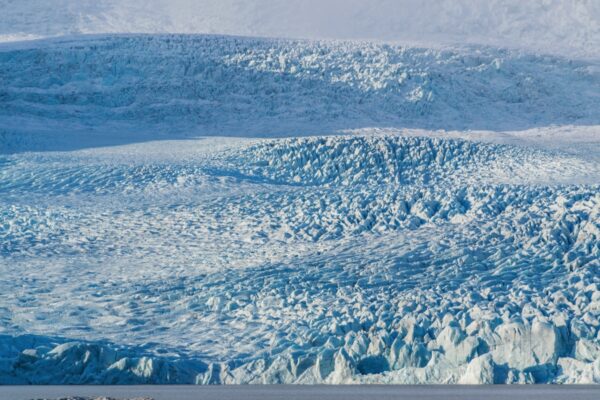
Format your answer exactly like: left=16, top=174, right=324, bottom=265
left=1, top=131, right=599, bottom=384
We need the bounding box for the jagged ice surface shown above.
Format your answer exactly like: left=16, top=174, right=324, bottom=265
left=1, top=134, right=599, bottom=384
left=1, top=35, right=599, bottom=144
left=0, top=32, right=599, bottom=385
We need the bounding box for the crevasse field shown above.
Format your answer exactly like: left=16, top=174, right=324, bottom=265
left=0, top=0, right=599, bottom=386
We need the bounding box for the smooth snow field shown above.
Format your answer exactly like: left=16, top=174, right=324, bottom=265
left=0, top=31, right=599, bottom=385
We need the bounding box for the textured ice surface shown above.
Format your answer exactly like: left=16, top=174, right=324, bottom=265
left=1, top=34, right=600, bottom=149
left=0, top=34, right=599, bottom=385
left=1, top=133, right=599, bottom=384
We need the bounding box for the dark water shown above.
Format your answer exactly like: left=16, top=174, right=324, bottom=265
left=1, top=385, right=599, bottom=400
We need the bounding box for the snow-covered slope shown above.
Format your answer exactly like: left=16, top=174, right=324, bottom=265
left=1, top=0, right=599, bottom=59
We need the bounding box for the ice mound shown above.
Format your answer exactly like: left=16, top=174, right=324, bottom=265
left=1, top=34, right=599, bottom=146
left=3, top=136, right=597, bottom=254
left=229, top=136, right=568, bottom=186
left=0, top=335, right=205, bottom=384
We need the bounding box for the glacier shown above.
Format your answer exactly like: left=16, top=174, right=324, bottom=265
left=1, top=35, right=599, bottom=142
left=0, top=32, right=599, bottom=385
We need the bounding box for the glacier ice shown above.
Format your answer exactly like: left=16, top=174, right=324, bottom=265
left=1, top=34, right=600, bottom=150
left=0, top=34, right=598, bottom=385
left=0, top=133, right=598, bottom=384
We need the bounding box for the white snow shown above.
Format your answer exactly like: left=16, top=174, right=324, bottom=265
left=1, top=1, right=599, bottom=59
left=0, top=1, right=599, bottom=387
